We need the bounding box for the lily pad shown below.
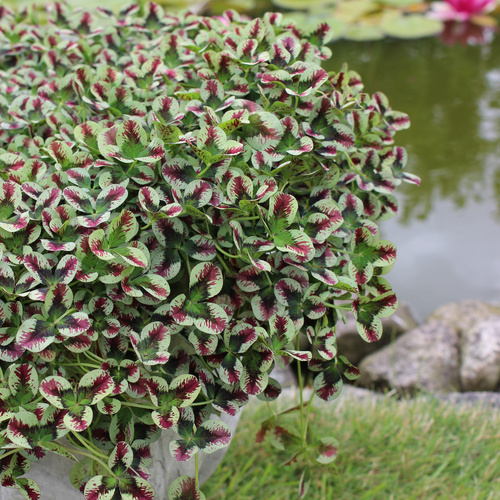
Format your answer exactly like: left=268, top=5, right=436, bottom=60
left=381, top=13, right=443, bottom=38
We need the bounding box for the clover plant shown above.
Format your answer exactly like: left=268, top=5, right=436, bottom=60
left=0, top=2, right=419, bottom=499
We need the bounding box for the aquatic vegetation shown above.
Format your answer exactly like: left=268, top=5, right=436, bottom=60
left=430, top=0, right=498, bottom=21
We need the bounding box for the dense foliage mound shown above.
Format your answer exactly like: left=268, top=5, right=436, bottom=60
left=0, top=2, right=418, bottom=498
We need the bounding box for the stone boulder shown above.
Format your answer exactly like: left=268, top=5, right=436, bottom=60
left=460, top=318, right=500, bottom=391
left=336, top=303, right=419, bottom=365
left=358, top=300, right=500, bottom=394
left=358, top=320, right=461, bottom=393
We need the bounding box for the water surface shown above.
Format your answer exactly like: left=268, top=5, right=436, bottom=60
left=327, top=37, right=500, bottom=319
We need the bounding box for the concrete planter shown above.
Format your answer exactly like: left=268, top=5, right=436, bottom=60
left=0, top=411, right=240, bottom=499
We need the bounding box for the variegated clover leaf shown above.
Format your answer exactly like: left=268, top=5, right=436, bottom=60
left=0, top=3, right=417, bottom=499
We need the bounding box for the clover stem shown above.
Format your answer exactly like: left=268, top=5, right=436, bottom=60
left=216, top=254, right=231, bottom=275
left=55, top=307, right=77, bottom=323
left=214, top=242, right=240, bottom=259
left=266, top=401, right=277, bottom=417
left=323, top=302, right=351, bottom=310
left=302, top=395, right=315, bottom=445
left=61, top=362, right=100, bottom=369
left=70, top=431, right=109, bottom=460
left=0, top=449, right=20, bottom=461
left=190, top=399, right=213, bottom=406
left=84, top=350, right=105, bottom=364
left=296, top=336, right=306, bottom=448
left=231, top=216, right=260, bottom=222
left=195, top=452, right=199, bottom=489
left=121, top=401, right=158, bottom=410
left=68, top=448, right=117, bottom=479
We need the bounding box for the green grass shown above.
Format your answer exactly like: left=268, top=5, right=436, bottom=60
left=204, top=391, right=500, bottom=500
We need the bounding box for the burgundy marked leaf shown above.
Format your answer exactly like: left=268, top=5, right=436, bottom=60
left=114, top=247, right=148, bottom=268
left=274, top=230, right=314, bottom=261
left=313, top=365, right=343, bottom=402
left=352, top=292, right=398, bottom=342
left=152, top=217, right=184, bottom=248
left=256, top=377, right=282, bottom=402
left=130, top=322, right=171, bottom=365
left=314, top=436, right=338, bottom=465
left=267, top=193, right=298, bottom=234
left=63, top=186, right=94, bottom=213
left=227, top=175, right=253, bottom=204
left=315, top=327, right=337, bottom=360
left=193, top=419, right=232, bottom=453
left=220, top=353, right=243, bottom=385
left=240, top=368, right=268, bottom=396
left=22, top=252, right=52, bottom=285
left=14, top=477, right=41, bottom=500
left=138, top=187, right=160, bottom=213
left=89, top=229, right=114, bottom=261
left=95, top=184, right=128, bottom=213
left=39, top=376, right=72, bottom=409
left=236, top=265, right=267, bottom=292
left=169, top=438, right=197, bottom=462
left=189, top=262, right=223, bottom=301
left=133, top=275, right=170, bottom=300
left=152, top=406, right=180, bottom=431
left=54, top=255, right=79, bottom=284
left=78, top=369, right=114, bottom=405
left=16, top=319, right=55, bottom=353
left=268, top=314, right=295, bottom=351
left=44, top=283, right=73, bottom=318
left=225, top=323, right=259, bottom=354
left=188, top=330, right=218, bottom=356
left=305, top=213, right=336, bottom=243
left=182, top=235, right=216, bottom=261
left=58, top=312, right=91, bottom=338
left=168, top=375, right=202, bottom=408
left=189, top=302, right=228, bottom=335
left=251, top=287, right=279, bottom=321
left=168, top=476, right=206, bottom=500
left=108, top=210, right=138, bottom=247
left=242, top=112, right=283, bottom=151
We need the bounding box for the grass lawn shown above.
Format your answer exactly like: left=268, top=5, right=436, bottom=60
left=204, top=388, right=500, bottom=499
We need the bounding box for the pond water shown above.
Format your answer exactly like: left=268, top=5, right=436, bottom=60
left=326, top=36, right=500, bottom=320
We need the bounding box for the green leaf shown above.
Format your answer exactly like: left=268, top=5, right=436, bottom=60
left=108, top=210, right=138, bottom=248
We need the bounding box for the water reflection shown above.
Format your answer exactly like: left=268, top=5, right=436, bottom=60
left=328, top=37, right=500, bottom=317
left=329, top=37, right=500, bottom=221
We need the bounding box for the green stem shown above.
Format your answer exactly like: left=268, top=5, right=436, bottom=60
left=190, top=399, right=213, bottom=406
left=214, top=242, right=241, bottom=259
left=68, top=448, right=117, bottom=478
left=296, top=336, right=306, bottom=448
left=55, top=307, right=77, bottom=323
left=70, top=432, right=108, bottom=460
left=121, top=401, right=158, bottom=410
left=216, top=254, right=231, bottom=275
left=195, top=452, right=199, bottom=489
left=61, top=363, right=101, bottom=369
left=302, top=395, right=315, bottom=444
left=0, top=449, right=20, bottom=461
left=230, top=216, right=261, bottom=222
left=323, top=302, right=351, bottom=310
left=83, top=350, right=105, bottom=363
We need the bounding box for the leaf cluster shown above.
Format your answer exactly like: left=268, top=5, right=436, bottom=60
left=0, top=2, right=418, bottom=498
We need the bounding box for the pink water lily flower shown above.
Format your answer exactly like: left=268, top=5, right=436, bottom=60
left=430, top=0, right=497, bottom=21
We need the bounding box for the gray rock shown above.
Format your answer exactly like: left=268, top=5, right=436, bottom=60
left=336, top=303, right=419, bottom=365
left=358, top=320, right=461, bottom=394
left=428, top=300, right=500, bottom=332
left=460, top=318, right=500, bottom=391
